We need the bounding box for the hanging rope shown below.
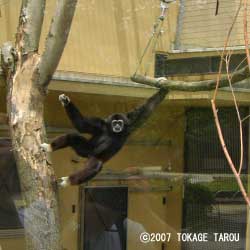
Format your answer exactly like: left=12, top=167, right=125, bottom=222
left=133, top=0, right=175, bottom=77
left=144, top=20, right=164, bottom=76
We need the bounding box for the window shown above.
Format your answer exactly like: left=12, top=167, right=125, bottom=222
left=155, top=53, right=247, bottom=76
left=183, top=108, right=248, bottom=250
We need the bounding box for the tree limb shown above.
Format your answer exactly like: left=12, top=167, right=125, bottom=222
left=38, top=0, right=78, bottom=88
left=212, top=100, right=250, bottom=207
left=16, top=0, right=46, bottom=55
left=131, top=65, right=250, bottom=91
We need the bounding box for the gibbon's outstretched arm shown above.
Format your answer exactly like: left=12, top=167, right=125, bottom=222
left=59, top=94, right=105, bottom=135
left=126, top=87, right=168, bottom=133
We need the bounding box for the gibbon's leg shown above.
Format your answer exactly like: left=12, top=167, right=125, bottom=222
left=57, top=157, right=103, bottom=187
left=41, top=133, right=93, bottom=157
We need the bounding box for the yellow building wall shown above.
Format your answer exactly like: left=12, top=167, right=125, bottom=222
left=0, top=0, right=178, bottom=77
left=2, top=0, right=249, bottom=76
left=0, top=237, right=25, bottom=250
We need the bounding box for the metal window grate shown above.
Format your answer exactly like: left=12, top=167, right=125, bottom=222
left=182, top=107, right=248, bottom=250
left=155, top=53, right=247, bottom=76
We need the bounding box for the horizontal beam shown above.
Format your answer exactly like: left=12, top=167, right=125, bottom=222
left=2, top=70, right=250, bottom=103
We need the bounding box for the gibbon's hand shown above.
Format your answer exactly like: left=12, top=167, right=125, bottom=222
left=40, top=143, right=52, bottom=152
left=59, top=94, right=70, bottom=106
left=57, top=176, right=70, bottom=188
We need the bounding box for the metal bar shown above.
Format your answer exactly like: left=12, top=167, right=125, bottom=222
left=171, top=45, right=250, bottom=53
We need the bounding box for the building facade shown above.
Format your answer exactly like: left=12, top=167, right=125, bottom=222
left=0, top=1, right=249, bottom=250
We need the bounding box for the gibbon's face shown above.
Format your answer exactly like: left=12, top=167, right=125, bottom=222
left=107, top=113, right=129, bottom=134
left=111, top=119, right=124, bottom=133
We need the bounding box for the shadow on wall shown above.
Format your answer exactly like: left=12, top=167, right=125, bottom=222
left=0, top=138, right=22, bottom=229
left=0, top=138, right=20, bottom=195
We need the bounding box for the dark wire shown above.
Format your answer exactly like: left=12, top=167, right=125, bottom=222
left=215, top=0, right=220, bottom=15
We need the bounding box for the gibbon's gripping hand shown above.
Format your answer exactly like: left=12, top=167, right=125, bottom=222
left=59, top=94, right=70, bottom=106
left=57, top=176, right=70, bottom=188
left=40, top=143, right=52, bottom=152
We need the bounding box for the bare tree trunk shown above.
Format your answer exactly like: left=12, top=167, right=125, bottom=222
left=7, top=54, right=61, bottom=250
left=1, top=0, right=78, bottom=249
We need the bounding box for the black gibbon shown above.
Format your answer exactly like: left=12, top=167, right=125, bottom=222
left=41, top=88, right=168, bottom=187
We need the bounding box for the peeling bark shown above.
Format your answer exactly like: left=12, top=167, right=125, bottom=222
left=7, top=55, right=61, bottom=250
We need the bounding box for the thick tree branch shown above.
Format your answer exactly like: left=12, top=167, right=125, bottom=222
left=131, top=65, right=250, bottom=91
left=17, top=0, right=46, bottom=55
left=38, top=0, right=78, bottom=88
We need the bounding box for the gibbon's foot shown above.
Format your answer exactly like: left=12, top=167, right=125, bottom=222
left=156, top=77, right=167, bottom=82
left=59, top=94, right=70, bottom=106
left=40, top=143, right=52, bottom=152
left=57, top=176, right=70, bottom=188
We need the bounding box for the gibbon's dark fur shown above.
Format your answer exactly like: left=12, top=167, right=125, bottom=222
left=44, top=88, right=168, bottom=186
